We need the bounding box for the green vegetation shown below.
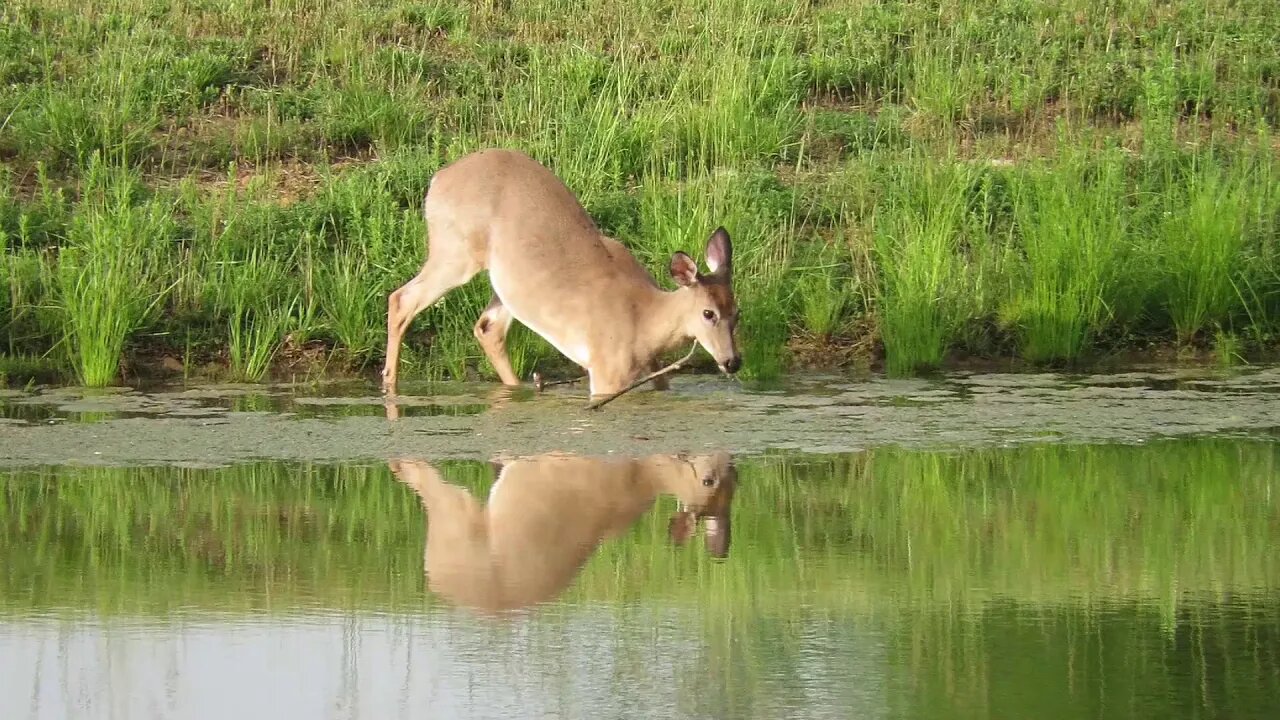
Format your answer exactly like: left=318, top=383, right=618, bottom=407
left=1005, top=148, right=1126, bottom=362
left=3, top=441, right=1278, bottom=716
left=57, top=163, right=177, bottom=385
left=3, top=440, right=1276, bottom=614
left=872, top=157, right=973, bottom=374
left=2, top=0, right=1279, bottom=385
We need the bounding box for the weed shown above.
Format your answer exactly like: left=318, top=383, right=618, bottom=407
left=1, top=0, right=1279, bottom=379
left=1214, top=329, right=1243, bottom=367
left=1157, top=158, right=1252, bottom=344
left=792, top=239, right=852, bottom=340
left=873, top=157, right=973, bottom=374
left=56, top=162, right=174, bottom=386
left=204, top=247, right=301, bottom=382
left=1005, top=146, right=1127, bottom=363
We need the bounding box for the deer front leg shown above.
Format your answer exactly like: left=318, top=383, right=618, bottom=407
left=650, top=359, right=671, bottom=391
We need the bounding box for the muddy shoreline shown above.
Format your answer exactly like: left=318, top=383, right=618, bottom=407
left=3, top=366, right=1279, bottom=468
left=6, top=336, right=1278, bottom=389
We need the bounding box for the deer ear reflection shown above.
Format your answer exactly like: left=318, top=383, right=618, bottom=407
left=399, top=450, right=739, bottom=615
left=704, top=515, right=731, bottom=558
left=668, top=511, right=696, bottom=546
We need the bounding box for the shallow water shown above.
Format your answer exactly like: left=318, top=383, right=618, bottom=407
left=2, top=369, right=1279, bottom=718
left=2, top=366, right=1280, bottom=466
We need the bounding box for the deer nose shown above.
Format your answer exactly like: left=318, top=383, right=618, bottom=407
left=723, top=355, right=741, bottom=374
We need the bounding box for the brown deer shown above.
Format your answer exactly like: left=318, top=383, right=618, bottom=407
left=381, top=149, right=741, bottom=397
left=388, top=451, right=737, bottom=613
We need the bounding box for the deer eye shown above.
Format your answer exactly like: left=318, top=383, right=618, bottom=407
left=702, top=476, right=716, bottom=487
left=702, top=309, right=716, bottom=322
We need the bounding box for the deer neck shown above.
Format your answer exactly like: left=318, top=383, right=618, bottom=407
left=634, top=454, right=698, bottom=501
left=634, top=286, right=695, bottom=360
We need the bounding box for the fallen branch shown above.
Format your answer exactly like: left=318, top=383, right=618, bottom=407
left=585, top=343, right=700, bottom=411
left=532, top=372, right=587, bottom=391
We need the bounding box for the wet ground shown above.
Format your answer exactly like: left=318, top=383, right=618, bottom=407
left=1, top=365, right=1279, bottom=465
left=2, top=367, right=1279, bottom=718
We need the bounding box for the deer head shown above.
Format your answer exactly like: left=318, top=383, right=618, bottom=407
left=665, top=451, right=738, bottom=558
left=669, top=227, right=741, bottom=375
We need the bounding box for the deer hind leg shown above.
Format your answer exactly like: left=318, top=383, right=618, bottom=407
left=473, top=294, right=521, bottom=386
left=382, top=245, right=479, bottom=394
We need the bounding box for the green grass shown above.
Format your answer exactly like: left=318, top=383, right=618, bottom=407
left=1004, top=146, right=1127, bottom=363
left=184, top=178, right=311, bottom=382
left=56, top=162, right=175, bottom=385
left=2, top=0, right=1280, bottom=385
left=791, top=243, right=852, bottom=341
left=873, top=157, right=974, bottom=374
left=1157, top=156, right=1255, bottom=344
left=207, top=248, right=301, bottom=382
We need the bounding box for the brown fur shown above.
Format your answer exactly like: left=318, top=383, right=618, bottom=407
left=390, top=451, right=737, bottom=613
left=381, top=149, right=740, bottom=397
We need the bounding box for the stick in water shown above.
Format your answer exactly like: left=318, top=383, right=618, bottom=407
left=585, top=343, right=700, bottom=411
left=533, top=372, right=587, bottom=392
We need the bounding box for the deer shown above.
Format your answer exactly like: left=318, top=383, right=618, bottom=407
left=381, top=148, right=741, bottom=398
left=388, top=450, right=737, bottom=614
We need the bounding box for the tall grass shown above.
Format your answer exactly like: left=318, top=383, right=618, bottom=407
left=791, top=237, right=853, bottom=340
left=313, top=169, right=430, bottom=368
left=873, top=158, right=974, bottom=374
left=642, top=11, right=803, bottom=173
left=491, top=46, right=640, bottom=205
left=2, top=0, right=1280, bottom=383
left=1156, top=157, right=1252, bottom=343
left=55, top=162, right=174, bottom=385
left=177, top=178, right=305, bottom=381
left=1005, top=147, right=1127, bottom=363
left=205, top=247, right=301, bottom=382
left=317, top=242, right=383, bottom=367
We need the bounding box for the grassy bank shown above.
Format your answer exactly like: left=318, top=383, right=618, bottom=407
left=2, top=0, right=1279, bottom=386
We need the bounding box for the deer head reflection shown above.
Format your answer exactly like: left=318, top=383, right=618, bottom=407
left=388, top=451, right=737, bottom=613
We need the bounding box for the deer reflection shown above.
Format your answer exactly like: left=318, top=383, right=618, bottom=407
left=388, top=451, right=737, bottom=613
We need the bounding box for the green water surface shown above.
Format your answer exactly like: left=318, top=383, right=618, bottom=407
left=3, top=439, right=1277, bottom=719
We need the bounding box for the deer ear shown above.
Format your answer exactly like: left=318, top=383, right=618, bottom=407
left=705, top=227, right=732, bottom=276
left=704, top=515, right=731, bottom=558
left=668, top=511, right=696, bottom=545
left=669, top=252, right=699, bottom=287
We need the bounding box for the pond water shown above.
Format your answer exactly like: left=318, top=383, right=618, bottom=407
left=2, top=368, right=1279, bottom=719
